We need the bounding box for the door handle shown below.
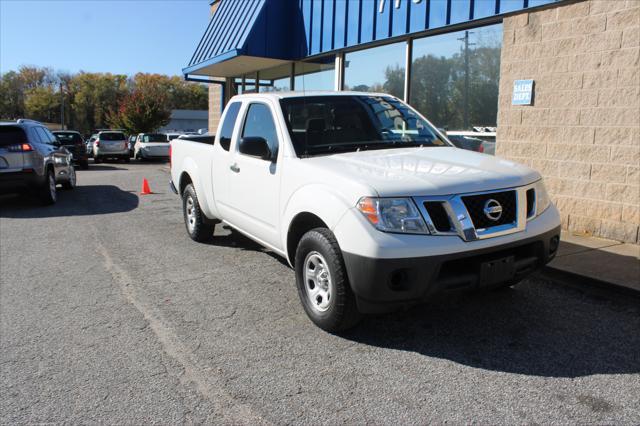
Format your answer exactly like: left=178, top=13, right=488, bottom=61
left=229, top=163, right=240, bottom=173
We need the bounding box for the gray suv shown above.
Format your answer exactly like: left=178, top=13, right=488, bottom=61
left=0, top=119, right=76, bottom=204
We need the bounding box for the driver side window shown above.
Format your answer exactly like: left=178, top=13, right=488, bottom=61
left=241, top=103, right=279, bottom=155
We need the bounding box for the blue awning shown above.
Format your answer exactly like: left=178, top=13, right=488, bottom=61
left=183, top=0, right=295, bottom=77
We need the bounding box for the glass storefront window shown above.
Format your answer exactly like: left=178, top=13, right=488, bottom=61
left=259, top=63, right=292, bottom=92
left=344, top=42, right=405, bottom=99
left=294, top=58, right=335, bottom=91
left=410, top=24, right=502, bottom=133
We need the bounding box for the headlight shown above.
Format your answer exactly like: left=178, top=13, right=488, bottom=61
left=534, top=179, right=551, bottom=216
left=357, top=197, right=429, bottom=234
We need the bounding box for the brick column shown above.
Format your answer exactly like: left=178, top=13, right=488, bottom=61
left=497, top=0, right=640, bottom=243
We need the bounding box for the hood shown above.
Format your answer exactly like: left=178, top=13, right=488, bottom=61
left=303, top=147, right=540, bottom=197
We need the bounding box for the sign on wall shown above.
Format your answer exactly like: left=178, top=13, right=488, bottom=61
left=512, top=79, right=534, bottom=105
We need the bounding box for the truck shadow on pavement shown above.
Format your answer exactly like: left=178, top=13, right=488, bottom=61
left=342, top=282, right=640, bottom=378
left=207, top=225, right=290, bottom=267
left=0, top=185, right=139, bottom=218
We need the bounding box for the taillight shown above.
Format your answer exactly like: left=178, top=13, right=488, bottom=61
left=94, top=140, right=100, bottom=147
left=7, top=143, right=33, bottom=152
left=478, top=144, right=484, bottom=153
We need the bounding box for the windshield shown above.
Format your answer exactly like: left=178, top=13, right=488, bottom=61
left=142, top=134, right=167, bottom=143
left=280, top=95, right=449, bottom=157
left=54, top=132, right=83, bottom=144
left=100, top=132, right=125, bottom=141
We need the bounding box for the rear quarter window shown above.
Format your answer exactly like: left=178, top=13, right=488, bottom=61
left=218, top=102, right=241, bottom=151
left=0, top=126, right=27, bottom=146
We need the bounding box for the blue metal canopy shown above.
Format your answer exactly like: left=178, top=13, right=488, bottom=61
left=183, top=0, right=296, bottom=77
left=185, top=0, right=563, bottom=77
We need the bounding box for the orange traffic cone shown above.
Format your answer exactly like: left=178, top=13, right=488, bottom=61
left=141, top=178, right=153, bottom=195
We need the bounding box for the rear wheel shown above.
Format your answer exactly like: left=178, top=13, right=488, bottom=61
left=182, top=184, right=214, bottom=242
left=295, top=228, right=362, bottom=332
left=39, top=168, right=57, bottom=205
left=62, top=166, right=76, bottom=190
left=123, top=156, right=130, bottom=163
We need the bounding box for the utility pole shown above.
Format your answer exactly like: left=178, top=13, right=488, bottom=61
left=60, top=83, right=65, bottom=130
left=458, top=31, right=475, bottom=130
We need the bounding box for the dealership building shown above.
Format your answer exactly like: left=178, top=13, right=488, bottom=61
left=184, top=0, right=639, bottom=243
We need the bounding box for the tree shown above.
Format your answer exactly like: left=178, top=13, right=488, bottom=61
left=0, top=71, right=25, bottom=119
left=107, top=89, right=171, bottom=134
left=24, top=86, right=60, bottom=123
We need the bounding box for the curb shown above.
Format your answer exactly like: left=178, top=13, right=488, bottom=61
left=537, top=266, right=640, bottom=298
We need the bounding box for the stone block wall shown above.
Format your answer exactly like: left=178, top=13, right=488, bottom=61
left=497, top=0, right=640, bottom=243
left=208, top=84, right=222, bottom=134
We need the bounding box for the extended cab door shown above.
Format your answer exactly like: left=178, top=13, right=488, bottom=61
left=225, top=101, right=282, bottom=249
left=210, top=101, right=242, bottom=218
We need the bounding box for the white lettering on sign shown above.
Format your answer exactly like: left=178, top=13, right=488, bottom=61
left=379, top=0, right=423, bottom=13
left=512, top=79, right=534, bottom=106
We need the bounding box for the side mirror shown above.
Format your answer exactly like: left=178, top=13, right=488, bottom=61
left=238, top=136, right=274, bottom=161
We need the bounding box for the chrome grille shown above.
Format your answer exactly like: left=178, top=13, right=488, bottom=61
left=414, top=184, right=535, bottom=242
left=461, top=190, right=516, bottom=229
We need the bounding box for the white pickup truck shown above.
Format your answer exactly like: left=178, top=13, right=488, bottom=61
left=170, top=92, right=561, bottom=332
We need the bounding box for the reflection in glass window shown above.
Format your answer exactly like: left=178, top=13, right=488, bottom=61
left=410, top=24, right=502, bottom=132
left=242, top=103, right=279, bottom=153
left=259, top=63, right=292, bottom=92
left=294, top=59, right=335, bottom=91
left=344, top=42, right=405, bottom=99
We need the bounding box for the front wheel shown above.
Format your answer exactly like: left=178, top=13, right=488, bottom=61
left=39, top=168, right=57, bottom=205
left=62, top=166, right=76, bottom=190
left=182, top=184, right=214, bottom=242
left=295, top=228, right=362, bottom=332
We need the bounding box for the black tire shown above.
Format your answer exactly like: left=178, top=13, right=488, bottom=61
left=295, top=228, right=362, bottom=332
left=39, top=168, right=57, bottom=205
left=94, top=156, right=102, bottom=164
left=62, top=166, right=76, bottom=190
left=123, top=157, right=130, bottom=163
left=80, top=160, right=89, bottom=170
left=182, top=184, right=214, bottom=242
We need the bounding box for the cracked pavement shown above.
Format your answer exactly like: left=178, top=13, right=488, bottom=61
left=1, top=162, right=639, bottom=424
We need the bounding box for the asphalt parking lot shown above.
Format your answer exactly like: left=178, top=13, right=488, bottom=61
left=1, top=162, right=639, bottom=424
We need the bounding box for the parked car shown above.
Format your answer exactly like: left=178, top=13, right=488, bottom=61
left=134, top=133, right=170, bottom=161
left=169, top=92, right=561, bottom=332
left=447, top=130, right=496, bottom=155
left=0, top=119, right=76, bottom=204
left=93, top=131, right=129, bottom=163
left=166, top=133, right=183, bottom=142
left=85, top=134, right=97, bottom=158
left=446, top=133, right=486, bottom=153
left=128, top=135, right=137, bottom=157
left=52, top=130, right=89, bottom=169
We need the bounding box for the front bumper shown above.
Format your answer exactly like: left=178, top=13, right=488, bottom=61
left=343, top=226, right=560, bottom=313
left=333, top=205, right=562, bottom=313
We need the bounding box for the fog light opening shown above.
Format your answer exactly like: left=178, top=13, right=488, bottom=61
left=389, top=269, right=410, bottom=292
left=549, top=236, right=560, bottom=255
